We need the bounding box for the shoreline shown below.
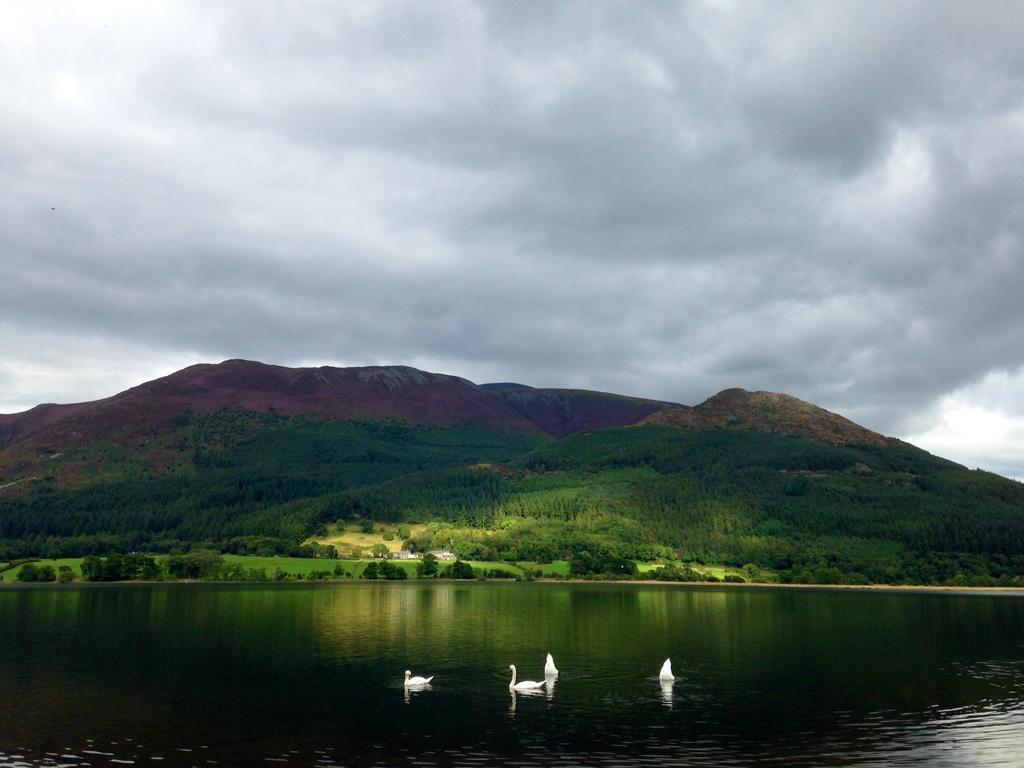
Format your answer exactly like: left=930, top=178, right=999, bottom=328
left=2, top=578, right=1023, bottom=596
left=569, top=579, right=1024, bottom=596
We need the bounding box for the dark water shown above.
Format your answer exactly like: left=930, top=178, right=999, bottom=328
left=2, top=583, right=1023, bottom=767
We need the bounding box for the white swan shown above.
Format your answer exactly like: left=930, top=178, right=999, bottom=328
left=404, top=670, right=434, bottom=686
left=544, top=653, right=559, bottom=677
left=508, top=664, right=546, bottom=691
left=659, top=658, right=675, bottom=681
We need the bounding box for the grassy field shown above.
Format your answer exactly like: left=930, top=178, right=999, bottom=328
left=0, top=558, right=84, bottom=581
left=517, top=560, right=571, bottom=577
left=221, top=556, right=543, bottom=579
left=634, top=561, right=769, bottom=581
left=0, top=554, right=754, bottom=583
left=305, top=522, right=431, bottom=555
left=0, top=555, right=558, bottom=581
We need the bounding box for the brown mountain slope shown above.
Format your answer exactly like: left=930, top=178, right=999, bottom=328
left=0, top=360, right=546, bottom=456
left=643, top=388, right=888, bottom=446
left=0, top=402, right=88, bottom=452
left=481, top=384, right=678, bottom=438
left=0, top=362, right=890, bottom=475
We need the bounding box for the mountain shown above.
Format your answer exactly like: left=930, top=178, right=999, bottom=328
left=0, top=360, right=692, bottom=459
left=0, top=360, right=917, bottom=496
left=2, top=359, right=1023, bottom=587
left=481, top=383, right=679, bottom=438
left=0, top=359, right=540, bottom=452
left=644, top=388, right=887, bottom=447
left=0, top=359, right=887, bottom=460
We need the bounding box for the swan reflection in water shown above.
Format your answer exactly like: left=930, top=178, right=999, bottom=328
left=403, top=682, right=433, bottom=703
left=659, top=678, right=674, bottom=708
left=508, top=686, right=547, bottom=715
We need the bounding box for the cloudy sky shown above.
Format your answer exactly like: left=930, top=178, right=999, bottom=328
left=2, top=1, right=1023, bottom=477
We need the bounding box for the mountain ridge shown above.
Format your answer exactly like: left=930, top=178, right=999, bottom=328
left=0, top=359, right=889, bottom=460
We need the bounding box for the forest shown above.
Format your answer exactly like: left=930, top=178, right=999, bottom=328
left=2, top=410, right=1024, bottom=585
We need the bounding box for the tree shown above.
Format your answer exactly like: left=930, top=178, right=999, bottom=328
left=377, top=561, right=405, bottom=580
left=137, top=556, right=161, bottom=580
left=16, top=563, right=39, bottom=582
left=165, top=554, right=194, bottom=579
left=81, top=556, right=104, bottom=581
left=362, top=562, right=379, bottom=579
left=371, top=543, right=389, bottom=559
left=58, top=565, right=75, bottom=583
left=122, top=553, right=160, bottom=580
left=190, top=549, right=224, bottom=579
left=569, top=551, right=637, bottom=577
left=221, top=562, right=246, bottom=581
left=445, top=560, right=475, bottom=579
left=417, top=552, right=439, bottom=578
left=101, top=552, right=125, bottom=581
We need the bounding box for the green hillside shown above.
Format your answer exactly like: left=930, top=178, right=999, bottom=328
left=0, top=411, right=545, bottom=558
left=2, top=411, right=1023, bottom=585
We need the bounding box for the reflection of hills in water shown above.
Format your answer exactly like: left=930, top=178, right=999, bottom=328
left=2, top=583, right=1024, bottom=767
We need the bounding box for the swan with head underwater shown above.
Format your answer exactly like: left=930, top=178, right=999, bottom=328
left=659, top=659, right=675, bottom=682
left=508, top=665, right=546, bottom=691
left=544, top=653, right=559, bottom=678
left=404, top=670, right=434, bottom=687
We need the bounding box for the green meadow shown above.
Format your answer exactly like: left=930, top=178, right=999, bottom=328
left=0, top=554, right=745, bottom=583
left=0, top=555, right=565, bottom=582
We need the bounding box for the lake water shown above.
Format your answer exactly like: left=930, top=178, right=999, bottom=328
left=2, top=583, right=1023, bottom=767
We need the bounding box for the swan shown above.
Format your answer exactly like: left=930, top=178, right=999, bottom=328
left=508, top=664, right=546, bottom=691
left=404, top=670, right=434, bottom=686
left=659, top=658, right=675, bottom=682
left=544, top=653, right=559, bottom=677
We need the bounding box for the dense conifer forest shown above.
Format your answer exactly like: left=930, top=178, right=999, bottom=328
left=2, top=409, right=1024, bottom=585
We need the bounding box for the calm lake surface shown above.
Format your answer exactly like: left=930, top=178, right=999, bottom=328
left=2, top=583, right=1023, bottom=767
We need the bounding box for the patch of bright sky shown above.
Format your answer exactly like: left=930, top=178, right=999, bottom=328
left=0, top=327, right=195, bottom=412
left=906, top=367, right=1024, bottom=480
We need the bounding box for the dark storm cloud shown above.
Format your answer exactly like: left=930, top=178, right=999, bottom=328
left=2, top=0, right=1024, bottom=474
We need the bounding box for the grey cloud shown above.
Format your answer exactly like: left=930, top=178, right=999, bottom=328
left=2, top=0, right=1024, bottom=472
